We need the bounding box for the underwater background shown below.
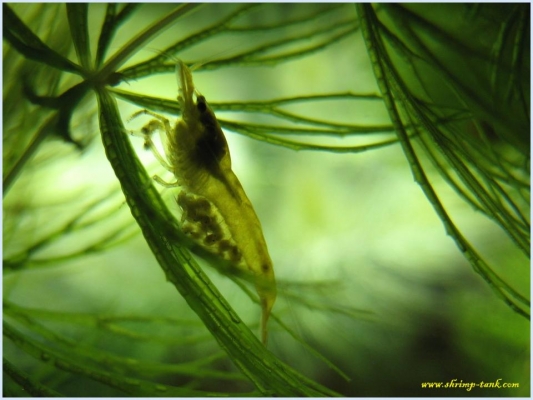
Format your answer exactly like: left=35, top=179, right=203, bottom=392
left=3, top=3, right=529, bottom=397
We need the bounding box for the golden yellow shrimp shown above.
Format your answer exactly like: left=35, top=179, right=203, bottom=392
left=130, top=60, right=276, bottom=345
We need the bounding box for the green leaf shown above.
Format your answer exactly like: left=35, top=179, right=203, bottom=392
left=66, top=4, right=92, bottom=70
left=3, top=4, right=83, bottom=74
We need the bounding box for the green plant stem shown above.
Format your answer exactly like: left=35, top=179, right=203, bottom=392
left=3, top=112, right=59, bottom=195
left=3, top=4, right=83, bottom=75
left=66, top=4, right=92, bottom=71
left=96, top=4, right=201, bottom=81
left=3, top=358, right=62, bottom=397
left=3, top=321, right=232, bottom=397
left=356, top=4, right=529, bottom=319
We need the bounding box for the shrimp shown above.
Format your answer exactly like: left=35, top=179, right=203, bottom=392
left=130, top=60, right=276, bottom=345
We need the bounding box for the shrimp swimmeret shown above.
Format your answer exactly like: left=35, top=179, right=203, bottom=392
left=130, top=60, right=276, bottom=345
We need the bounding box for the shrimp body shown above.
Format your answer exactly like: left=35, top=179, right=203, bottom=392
left=134, top=61, right=276, bottom=345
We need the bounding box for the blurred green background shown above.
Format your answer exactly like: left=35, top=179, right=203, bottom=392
left=3, top=3, right=529, bottom=397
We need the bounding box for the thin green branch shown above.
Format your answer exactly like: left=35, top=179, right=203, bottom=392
left=356, top=4, right=529, bottom=319
left=66, top=4, right=92, bottom=71
left=113, top=87, right=391, bottom=135
left=112, top=88, right=180, bottom=114
left=4, top=187, right=134, bottom=272
left=387, top=14, right=530, bottom=254
left=120, top=4, right=259, bottom=80
left=232, top=278, right=352, bottom=382
left=415, top=100, right=529, bottom=195
left=4, top=222, right=139, bottom=271
left=5, top=307, right=247, bottom=383
left=432, top=132, right=530, bottom=254
left=121, top=12, right=357, bottom=80
left=230, top=4, right=345, bottom=32
left=3, top=4, right=83, bottom=75
left=95, top=3, right=117, bottom=67
left=202, top=22, right=357, bottom=69
left=4, top=301, right=209, bottom=343
left=220, top=119, right=401, bottom=152
left=3, top=358, right=62, bottom=397
left=97, top=3, right=201, bottom=81
left=384, top=4, right=528, bottom=151
left=218, top=119, right=392, bottom=136
left=415, top=122, right=529, bottom=238
left=211, top=94, right=385, bottom=132
left=505, top=8, right=529, bottom=115
left=415, top=131, right=485, bottom=213
left=385, top=4, right=505, bottom=70
left=484, top=177, right=530, bottom=235
left=96, top=4, right=140, bottom=67
left=3, top=113, right=59, bottom=195
left=3, top=321, right=235, bottom=397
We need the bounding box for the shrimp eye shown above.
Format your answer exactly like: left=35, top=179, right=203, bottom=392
left=196, top=95, right=207, bottom=112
